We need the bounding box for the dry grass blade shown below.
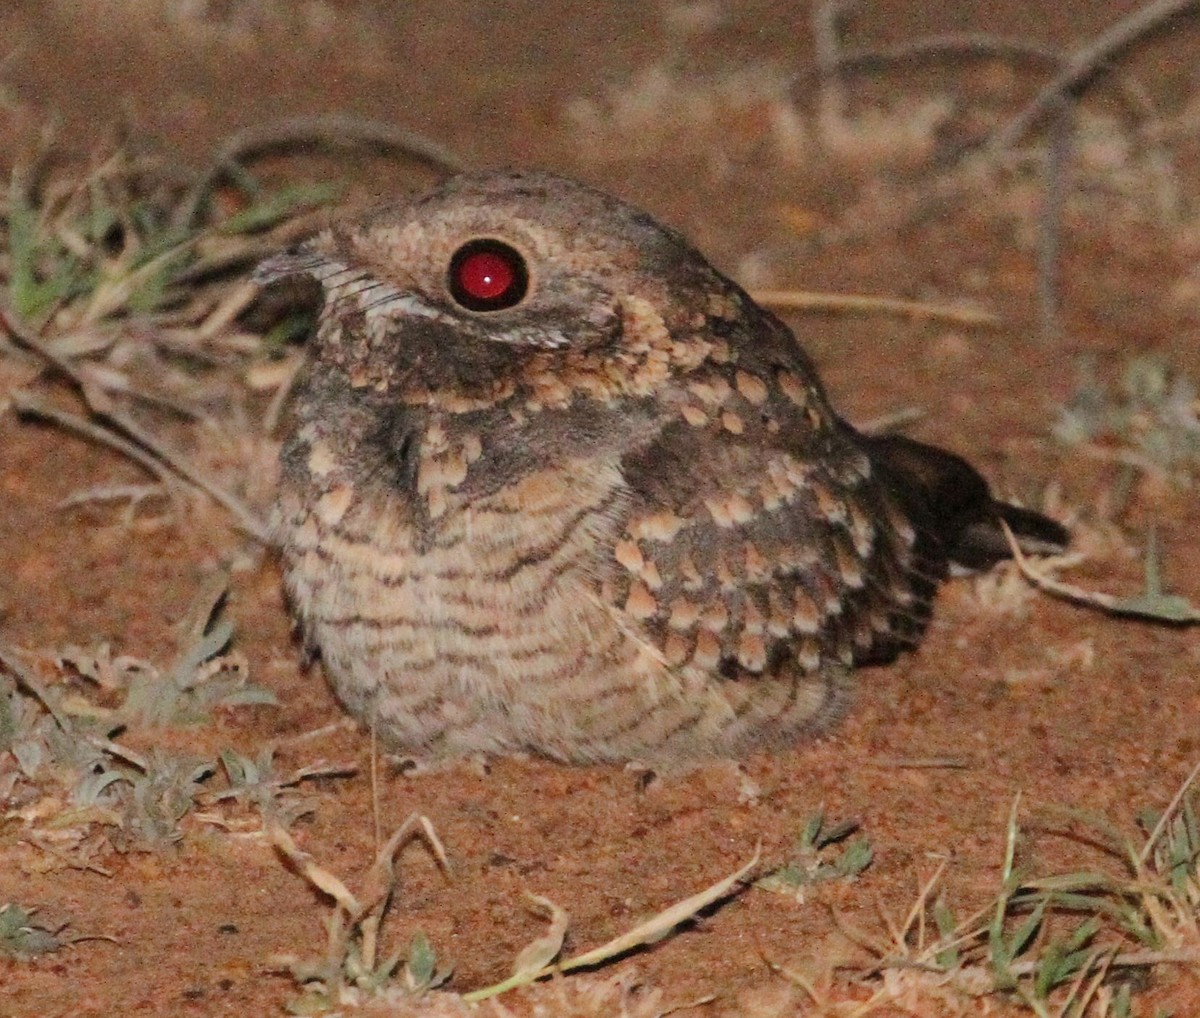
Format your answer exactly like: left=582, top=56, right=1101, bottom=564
left=360, top=814, right=450, bottom=915
left=56, top=483, right=166, bottom=511
left=855, top=406, right=926, bottom=436
left=511, top=894, right=570, bottom=977
left=848, top=771, right=1200, bottom=1014
left=868, top=756, right=970, bottom=769
left=268, top=821, right=362, bottom=914
left=267, top=812, right=449, bottom=1000
left=20, top=835, right=115, bottom=878
left=558, top=844, right=760, bottom=970
left=463, top=844, right=761, bottom=1003
left=1036, top=94, right=1072, bottom=344
left=1137, top=759, right=1200, bottom=868
left=750, top=289, right=1000, bottom=327
left=1003, top=521, right=1200, bottom=624
left=3, top=313, right=269, bottom=540
left=0, top=644, right=72, bottom=733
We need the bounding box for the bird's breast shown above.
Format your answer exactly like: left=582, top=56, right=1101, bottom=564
left=276, top=453, right=651, bottom=752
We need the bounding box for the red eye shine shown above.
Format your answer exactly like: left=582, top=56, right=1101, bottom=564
left=459, top=250, right=513, bottom=300
left=448, top=239, right=529, bottom=312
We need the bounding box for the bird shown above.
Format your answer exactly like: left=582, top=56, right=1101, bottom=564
left=255, top=170, right=1067, bottom=766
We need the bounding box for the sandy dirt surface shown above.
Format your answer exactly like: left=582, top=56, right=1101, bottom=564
left=1, top=2, right=1199, bottom=1016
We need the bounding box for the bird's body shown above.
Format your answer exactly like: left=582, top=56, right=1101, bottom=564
left=260, top=171, right=1066, bottom=764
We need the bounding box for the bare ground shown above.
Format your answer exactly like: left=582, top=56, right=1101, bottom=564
left=1, top=2, right=1199, bottom=1016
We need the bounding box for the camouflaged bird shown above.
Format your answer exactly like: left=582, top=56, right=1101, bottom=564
left=256, top=170, right=1067, bottom=765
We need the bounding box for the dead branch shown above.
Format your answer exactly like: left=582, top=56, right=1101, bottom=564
left=988, top=0, right=1200, bottom=153
left=813, top=0, right=851, bottom=125
left=11, top=392, right=175, bottom=489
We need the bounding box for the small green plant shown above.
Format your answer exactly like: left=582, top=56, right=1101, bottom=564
left=52, top=576, right=278, bottom=729
left=118, top=579, right=278, bottom=727
left=0, top=577, right=293, bottom=858
left=2, top=149, right=337, bottom=333
left=205, top=747, right=352, bottom=830
left=0, top=902, right=113, bottom=957
left=757, top=812, right=873, bottom=896
left=0, top=903, right=65, bottom=957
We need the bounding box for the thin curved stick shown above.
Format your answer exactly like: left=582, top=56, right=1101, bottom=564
left=181, top=114, right=465, bottom=226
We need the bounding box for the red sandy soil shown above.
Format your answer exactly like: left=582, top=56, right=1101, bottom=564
left=1, top=3, right=1198, bottom=1016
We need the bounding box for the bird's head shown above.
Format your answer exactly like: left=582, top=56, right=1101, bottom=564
left=255, top=170, right=756, bottom=410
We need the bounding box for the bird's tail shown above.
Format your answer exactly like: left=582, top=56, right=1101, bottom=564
left=857, top=432, right=1069, bottom=572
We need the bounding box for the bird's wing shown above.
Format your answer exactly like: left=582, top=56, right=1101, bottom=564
left=610, top=353, right=935, bottom=687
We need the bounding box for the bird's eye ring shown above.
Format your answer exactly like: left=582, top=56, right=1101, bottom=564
left=447, top=239, right=529, bottom=312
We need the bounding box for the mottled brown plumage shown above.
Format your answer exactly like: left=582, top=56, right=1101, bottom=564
left=256, top=170, right=1067, bottom=764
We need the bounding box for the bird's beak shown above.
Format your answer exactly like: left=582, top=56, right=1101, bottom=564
left=254, top=244, right=351, bottom=288
left=255, top=244, right=445, bottom=328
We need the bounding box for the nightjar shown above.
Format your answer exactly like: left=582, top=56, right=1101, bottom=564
left=256, top=170, right=1067, bottom=764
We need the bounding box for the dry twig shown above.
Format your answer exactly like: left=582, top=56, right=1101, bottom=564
left=751, top=289, right=999, bottom=327
left=838, top=33, right=1059, bottom=73
left=987, top=0, right=1200, bottom=153
left=2, top=308, right=270, bottom=541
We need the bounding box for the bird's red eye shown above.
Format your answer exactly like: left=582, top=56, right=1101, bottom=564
left=448, top=239, right=529, bottom=312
